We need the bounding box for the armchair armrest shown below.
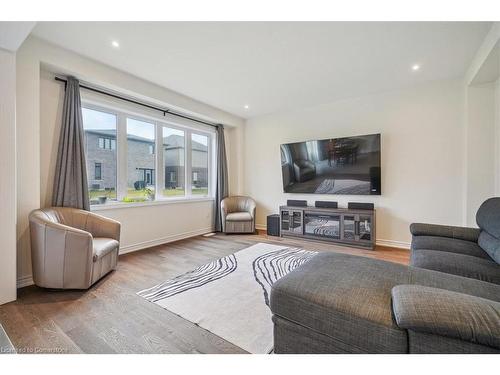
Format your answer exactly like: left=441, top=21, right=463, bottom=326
left=391, top=285, right=500, bottom=350
left=86, top=212, right=121, bottom=242
left=247, top=200, right=256, bottom=219
left=410, top=223, right=480, bottom=242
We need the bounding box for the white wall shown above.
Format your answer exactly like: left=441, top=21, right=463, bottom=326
left=244, top=80, right=465, bottom=248
left=16, top=36, right=245, bottom=287
left=464, top=84, right=496, bottom=225
left=463, top=23, right=500, bottom=225
left=0, top=49, right=17, bottom=304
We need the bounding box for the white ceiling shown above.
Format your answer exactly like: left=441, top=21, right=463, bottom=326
left=0, top=22, right=36, bottom=51
left=32, top=22, right=491, bottom=119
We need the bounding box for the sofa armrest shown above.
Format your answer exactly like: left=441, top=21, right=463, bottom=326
left=391, top=285, right=500, bottom=350
left=86, top=212, right=121, bottom=242
left=410, top=223, right=480, bottom=242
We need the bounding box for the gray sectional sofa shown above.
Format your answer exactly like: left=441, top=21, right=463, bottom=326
left=410, top=197, right=500, bottom=284
left=270, top=198, right=500, bottom=353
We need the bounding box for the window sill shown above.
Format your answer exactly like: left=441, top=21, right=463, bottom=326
left=90, top=196, right=215, bottom=211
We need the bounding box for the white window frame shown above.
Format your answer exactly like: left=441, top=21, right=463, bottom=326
left=82, top=100, right=216, bottom=210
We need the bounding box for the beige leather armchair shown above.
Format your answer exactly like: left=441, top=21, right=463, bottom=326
left=29, top=207, right=121, bottom=289
left=221, top=196, right=256, bottom=233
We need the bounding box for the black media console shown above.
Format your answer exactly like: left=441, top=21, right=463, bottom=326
left=279, top=205, right=376, bottom=249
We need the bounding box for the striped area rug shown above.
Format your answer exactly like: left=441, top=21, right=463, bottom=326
left=0, top=324, right=15, bottom=354
left=138, top=243, right=317, bottom=353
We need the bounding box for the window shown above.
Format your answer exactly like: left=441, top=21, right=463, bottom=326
left=83, top=103, right=214, bottom=206
left=137, top=168, right=154, bottom=185
left=162, top=126, right=185, bottom=197
left=126, top=118, right=156, bottom=202
left=95, top=163, right=102, bottom=180
left=98, top=136, right=115, bottom=150
left=82, top=107, right=117, bottom=204
left=191, top=133, right=209, bottom=195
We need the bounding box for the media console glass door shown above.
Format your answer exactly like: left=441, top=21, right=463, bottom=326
left=358, top=215, right=372, bottom=242
left=342, top=214, right=372, bottom=243
left=281, top=209, right=303, bottom=235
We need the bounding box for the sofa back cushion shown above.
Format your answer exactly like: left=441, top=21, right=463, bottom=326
left=477, top=198, right=500, bottom=237
left=476, top=198, right=500, bottom=264
left=478, top=231, right=500, bottom=264
left=222, top=196, right=255, bottom=214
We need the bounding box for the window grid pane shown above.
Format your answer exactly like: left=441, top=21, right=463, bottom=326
left=162, top=126, right=185, bottom=197
left=191, top=133, right=208, bottom=196
left=125, top=118, right=156, bottom=203
left=82, top=108, right=117, bottom=205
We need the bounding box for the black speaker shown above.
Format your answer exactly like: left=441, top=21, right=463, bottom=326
left=369, top=166, right=381, bottom=195
left=267, top=214, right=280, bottom=236
left=315, top=201, right=338, bottom=209
left=287, top=199, right=307, bottom=207
left=348, top=202, right=374, bottom=210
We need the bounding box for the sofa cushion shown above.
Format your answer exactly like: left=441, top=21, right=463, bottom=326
left=225, top=212, right=252, bottom=222
left=478, top=231, right=500, bottom=265
left=93, top=238, right=119, bottom=261
left=411, top=235, right=489, bottom=259
left=410, top=223, right=480, bottom=242
left=271, top=252, right=410, bottom=353
left=409, top=265, right=500, bottom=302
left=411, top=249, right=500, bottom=284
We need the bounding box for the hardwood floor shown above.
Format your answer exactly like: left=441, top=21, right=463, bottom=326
left=0, top=232, right=409, bottom=354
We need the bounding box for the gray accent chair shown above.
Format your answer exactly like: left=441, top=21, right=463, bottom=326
left=410, top=197, right=500, bottom=284
left=29, top=207, right=121, bottom=289
left=293, top=159, right=316, bottom=182
left=220, top=196, right=256, bottom=234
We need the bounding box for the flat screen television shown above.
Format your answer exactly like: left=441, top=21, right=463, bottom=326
left=280, top=133, right=381, bottom=195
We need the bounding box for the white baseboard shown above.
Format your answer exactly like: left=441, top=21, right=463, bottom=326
left=16, top=227, right=214, bottom=289
left=255, top=223, right=410, bottom=249
left=118, top=227, right=214, bottom=255
left=375, top=239, right=411, bottom=249
left=17, top=275, right=34, bottom=289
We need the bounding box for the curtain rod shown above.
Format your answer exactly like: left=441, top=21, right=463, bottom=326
left=54, top=76, right=219, bottom=128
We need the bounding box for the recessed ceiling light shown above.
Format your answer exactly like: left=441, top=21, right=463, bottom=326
left=412, top=64, right=420, bottom=71
left=111, top=40, right=120, bottom=48
left=244, top=105, right=249, bottom=110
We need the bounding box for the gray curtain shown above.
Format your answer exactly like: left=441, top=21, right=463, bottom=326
left=214, top=124, right=229, bottom=231
left=52, top=77, right=90, bottom=210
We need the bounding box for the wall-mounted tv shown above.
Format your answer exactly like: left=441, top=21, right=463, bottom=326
left=280, top=133, right=381, bottom=195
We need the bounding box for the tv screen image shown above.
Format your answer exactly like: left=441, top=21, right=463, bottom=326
left=280, top=133, right=381, bottom=195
